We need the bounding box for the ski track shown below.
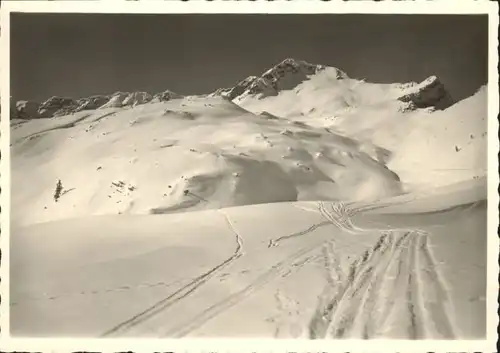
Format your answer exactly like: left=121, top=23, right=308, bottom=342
left=161, top=236, right=328, bottom=337
left=11, top=278, right=186, bottom=305
left=308, top=230, right=394, bottom=339
left=406, top=234, right=421, bottom=339
left=373, top=231, right=413, bottom=332
left=100, top=210, right=244, bottom=337
left=268, top=220, right=331, bottom=248
left=340, top=232, right=397, bottom=339
left=306, top=201, right=456, bottom=339
left=416, top=233, right=456, bottom=338
left=100, top=200, right=457, bottom=338
left=307, top=240, right=345, bottom=338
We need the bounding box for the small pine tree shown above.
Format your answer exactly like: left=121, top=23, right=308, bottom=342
left=54, top=179, right=63, bottom=202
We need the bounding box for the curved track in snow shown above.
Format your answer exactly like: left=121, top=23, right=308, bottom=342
left=98, top=201, right=460, bottom=339
left=101, top=210, right=244, bottom=337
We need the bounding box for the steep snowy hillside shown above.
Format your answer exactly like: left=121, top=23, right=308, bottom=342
left=389, top=86, right=487, bottom=189
left=9, top=59, right=491, bottom=339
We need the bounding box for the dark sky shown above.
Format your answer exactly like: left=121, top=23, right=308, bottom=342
left=10, top=13, right=488, bottom=103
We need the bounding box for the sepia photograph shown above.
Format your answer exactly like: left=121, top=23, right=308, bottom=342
left=1, top=1, right=498, bottom=350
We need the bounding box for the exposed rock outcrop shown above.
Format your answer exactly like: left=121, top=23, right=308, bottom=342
left=212, top=58, right=346, bottom=101
left=99, top=91, right=152, bottom=108
left=10, top=87, right=184, bottom=119
left=397, top=76, right=454, bottom=110
left=99, top=92, right=130, bottom=109
left=38, top=96, right=78, bottom=118
left=75, top=95, right=110, bottom=112
left=151, top=90, right=182, bottom=102
left=14, top=100, right=41, bottom=119
left=212, top=76, right=259, bottom=100
left=122, top=91, right=152, bottom=106
left=11, top=95, right=111, bottom=119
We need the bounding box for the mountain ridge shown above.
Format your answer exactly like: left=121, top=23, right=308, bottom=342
left=10, top=58, right=454, bottom=120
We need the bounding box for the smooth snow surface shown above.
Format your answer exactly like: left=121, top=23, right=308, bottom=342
left=10, top=61, right=488, bottom=338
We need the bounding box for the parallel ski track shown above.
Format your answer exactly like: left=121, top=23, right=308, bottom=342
left=100, top=209, right=243, bottom=337
left=102, top=200, right=460, bottom=338
left=307, top=201, right=457, bottom=339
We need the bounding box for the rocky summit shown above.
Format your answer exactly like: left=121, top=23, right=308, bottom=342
left=10, top=59, right=454, bottom=120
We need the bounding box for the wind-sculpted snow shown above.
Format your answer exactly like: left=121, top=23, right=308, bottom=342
left=149, top=155, right=299, bottom=215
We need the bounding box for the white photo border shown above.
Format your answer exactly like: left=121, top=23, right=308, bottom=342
left=1, top=1, right=498, bottom=352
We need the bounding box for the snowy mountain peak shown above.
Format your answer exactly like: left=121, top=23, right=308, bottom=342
left=212, top=58, right=346, bottom=102
left=10, top=59, right=453, bottom=120
left=209, top=76, right=260, bottom=100
left=261, top=58, right=326, bottom=77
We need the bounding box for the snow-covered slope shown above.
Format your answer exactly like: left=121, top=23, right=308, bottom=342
left=11, top=182, right=487, bottom=338
left=220, top=58, right=453, bottom=116
left=11, top=60, right=486, bottom=226
left=11, top=95, right=406, bottom=226
left=9, top=58, right=490, bottom=339
left=389, top=85, right=487, bottom=189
